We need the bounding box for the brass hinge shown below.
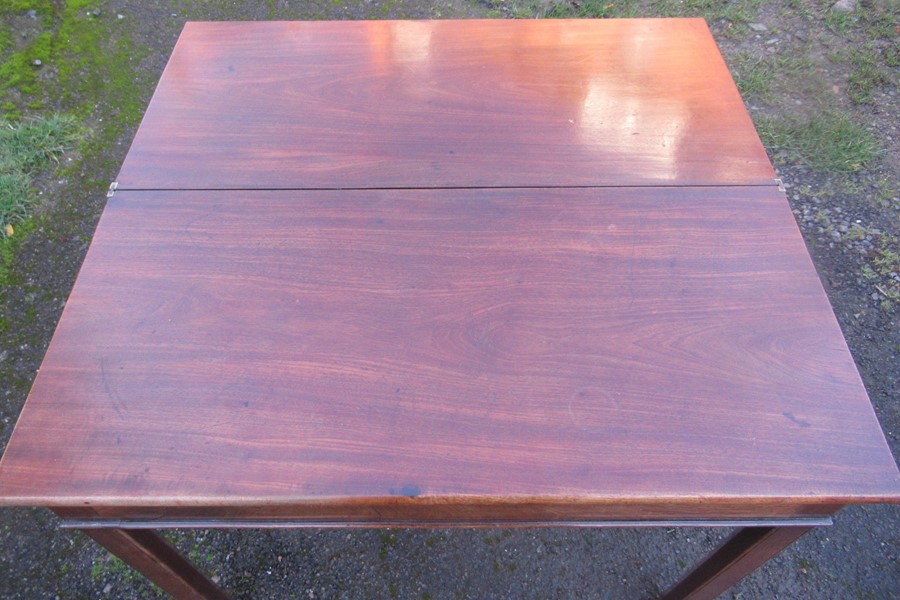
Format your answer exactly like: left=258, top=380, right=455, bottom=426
left=106, top=181, right=118, bottom=198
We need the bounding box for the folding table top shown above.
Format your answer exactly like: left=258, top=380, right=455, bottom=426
left=0, top=19, right=896, bottom=523
left=116, top=19, right=776, bottom=190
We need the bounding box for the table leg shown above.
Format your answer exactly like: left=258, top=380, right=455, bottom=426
left=80, top=528, right=232, bottom=600
left=660, top=526, right=813, bottom=600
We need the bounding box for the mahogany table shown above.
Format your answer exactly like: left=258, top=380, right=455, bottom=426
left=1, top=19, right=898, bottom=600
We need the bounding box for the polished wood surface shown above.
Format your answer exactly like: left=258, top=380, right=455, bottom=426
left=1, top=19, right=897, bottom=600
left=1, top=187, right=897, bottom=520
left=115, top=19, right=776, bottom=190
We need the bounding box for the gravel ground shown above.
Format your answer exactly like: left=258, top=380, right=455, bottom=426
left=1, top=1, right=898, bottom=599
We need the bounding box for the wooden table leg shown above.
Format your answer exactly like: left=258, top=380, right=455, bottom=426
left=80, top=528, right=232, bottom=600
left=660, top=526, right=813, bottom=600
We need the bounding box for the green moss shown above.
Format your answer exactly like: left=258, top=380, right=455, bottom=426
left=54, top=4, right=149, bottom=131
left=0, top=3, right=55, bottom=112
left=2, top=0, right=148, bottom=127
left=379, top=531, right=397, bottom=562
left=86, top=547, right=165, bottom=597
left=265, top=0, right=279, bottom=19
left=0, top=0, right=55, bottom=13
left=0, top=0, right=148, bottom=131
left=30, top=31, right=51, bottom=63
left=0, top=31, right=52, bottom=100
left=0, top=28, right=11, bottom=55
left=90, top=552, right=142, bottom=584
left=66, top=0, right=99, bottom=10
left=0, top=51, right=36, bottom=92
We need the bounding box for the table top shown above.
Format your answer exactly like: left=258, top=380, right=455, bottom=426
left=115, top=19, right=775, bottom=190
left=0, top=19, right=897, bottom=525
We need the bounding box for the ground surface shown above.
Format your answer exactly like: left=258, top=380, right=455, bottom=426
left=0, top=1, right=898, bottom=598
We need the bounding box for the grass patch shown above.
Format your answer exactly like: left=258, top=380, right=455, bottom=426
left=873, top=177, right=899, bottom=211
left=846, top=47, right=893, bottom=104
left=867, top=9, right=899, bottom=40
left=0, top=113, right=79, bottom=286
left=757, top=112, right=879, bottom=173
left=649, top=0, right=763, bottom=25
left=824, top=9, right=857, bottom=35
left=824, top=1, right=898, bottom=41
left=0, top=113, right=79, bottom=235
left=872, top=237, right=899, bottom=275
left=729, top=51, right=814, bottom=101
left=542, top=0, right=639, bottom=18
left=869, top=235, right=900, bottom=312
left=730, top=52, right=773, bottom=98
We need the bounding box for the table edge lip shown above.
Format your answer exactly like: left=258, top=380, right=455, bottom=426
left=58, top=517, right=836, bottom=530
left=2, top=492, right=899, bottom=509
left=180, top=17, right=713, bottom=24
left=111, top=182, right=784, bottom=193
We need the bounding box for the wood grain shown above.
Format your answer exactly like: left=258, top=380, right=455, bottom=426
left=1, top=187, right=897, bottom=522
left=2, top=20, right=892, bottom=600
left=115, top=19, right=776, bottom=190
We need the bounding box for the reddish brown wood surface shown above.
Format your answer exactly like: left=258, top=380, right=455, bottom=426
left=1, top=187, right=897, bottom=520
left=115, top=19, right=775, bottom=190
